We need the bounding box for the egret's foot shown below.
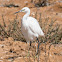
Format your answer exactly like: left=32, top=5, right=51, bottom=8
left=36, top=48, right=39, bottom=55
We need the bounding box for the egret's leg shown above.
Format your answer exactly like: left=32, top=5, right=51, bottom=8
left=37, top=38, right=40, bottom=55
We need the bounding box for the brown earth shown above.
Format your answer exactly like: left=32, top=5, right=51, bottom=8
left=0, top=0, right=62, bottom=62
left=0, top=37, right=62, bottom=62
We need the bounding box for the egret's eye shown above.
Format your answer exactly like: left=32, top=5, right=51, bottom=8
left=22, top=9, right=25, bottom=11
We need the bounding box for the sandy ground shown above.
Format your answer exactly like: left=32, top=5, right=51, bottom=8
left=0, top=37, right=62, bottom=62
left=0, top=0, right=62, bottom=62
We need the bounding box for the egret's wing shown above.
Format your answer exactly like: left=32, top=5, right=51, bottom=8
left=27, top=17, right=44, bottom=36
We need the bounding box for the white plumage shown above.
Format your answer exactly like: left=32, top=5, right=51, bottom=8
left=21, top=16, right=44, bottom=43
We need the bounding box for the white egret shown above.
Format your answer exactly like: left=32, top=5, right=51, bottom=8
left=15, top=7, right=44, bottom=54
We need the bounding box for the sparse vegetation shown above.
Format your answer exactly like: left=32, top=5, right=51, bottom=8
left=0, top=15, right=25, bottom=41
left=0, top=13, right=62, bottom=43
left=31, top=0, right=49, bottom=7
left=34, top=12, right=62, bottom=44
left=4, top=3, right=19, bottom=8
left=34, top=12, right=62, bottom=62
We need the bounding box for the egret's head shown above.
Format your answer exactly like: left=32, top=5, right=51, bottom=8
left=21, top=7, right=30, bottom=13
left=15, top=7, right=30, bottom=14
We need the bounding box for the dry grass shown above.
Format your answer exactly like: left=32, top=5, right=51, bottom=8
left=31, top=0, right=62, bottom=7
left=0, top=15, right=25, bottom=41
left=3, top=3, right=19, bottom=8
left=31, top=0, right=49, bottom=7
left=0, top=12, right=62, bottom=43
left=34, top=12, right=62, bottom=44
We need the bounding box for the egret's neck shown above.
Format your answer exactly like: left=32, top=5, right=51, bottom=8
left=23, top=11, right=30, bottom=20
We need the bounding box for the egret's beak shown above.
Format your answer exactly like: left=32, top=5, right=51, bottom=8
left=14, top=10, right=22, bottom=14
